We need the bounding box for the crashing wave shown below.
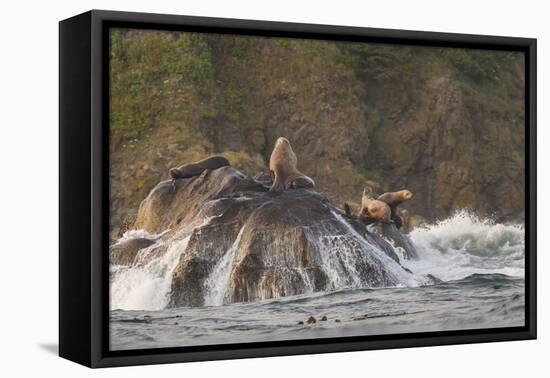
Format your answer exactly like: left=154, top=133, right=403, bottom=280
left=405, top=210, right=524, bottom=281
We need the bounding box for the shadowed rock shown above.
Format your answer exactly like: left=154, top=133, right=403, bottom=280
left=369, top=223, right=419, bottom=260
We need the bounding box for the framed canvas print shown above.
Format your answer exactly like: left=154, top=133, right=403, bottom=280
left=59, top=10, right=536, bottom=368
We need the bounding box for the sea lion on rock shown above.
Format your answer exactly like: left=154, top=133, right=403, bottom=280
left=169, top=156, right=230, bottom=180
left=358, top=187, right=392, bottom=224
left=377, top=190, right=413, bottom=229
left=269, top=137, right=315, bottom=191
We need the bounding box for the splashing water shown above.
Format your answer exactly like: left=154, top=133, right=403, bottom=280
left=405, top=210, right=524, bottom=281
left=110, top=209, right=524, bottom=311
left=114, top=229, right=167, bottom=244
left=110, top=236, right=190, bottom=311
left=203, top=226, right=246, bottom=306
left=336, top=211, right=430, bottom=286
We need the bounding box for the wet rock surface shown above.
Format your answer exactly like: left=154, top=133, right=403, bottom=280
left=369, top=223, right=419, bottom=260
left=110, top=237, right=156, bottom=265
left=111, top=166, right=423, bottom=307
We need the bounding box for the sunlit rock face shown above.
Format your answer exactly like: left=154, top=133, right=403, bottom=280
left=111, top=166, right=422, bottom=308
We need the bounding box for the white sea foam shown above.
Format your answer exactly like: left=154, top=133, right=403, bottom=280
left=405, top=210, right=525, bottom=281
left=114, top=229, right=168, bottom=244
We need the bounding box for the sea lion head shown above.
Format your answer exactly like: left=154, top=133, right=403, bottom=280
left=274, top=137, right=292, bottom=151
left=400, top=190, right=414, bottom=201
left=169, top=167, right=182, bottom=179
left=271, top=137, right=297, bottom=167
left=368, top=202, right=391, bottom=223
left=363, top=186, right=373, bottom=197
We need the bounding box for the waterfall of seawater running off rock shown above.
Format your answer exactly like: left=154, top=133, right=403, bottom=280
left=203, top=226, right=246, bottom=306
left=299, top=211, right=423, bottom=291
left=110, top=210, right=524, bottom=311
left=110, top=235, right=190, bottom=311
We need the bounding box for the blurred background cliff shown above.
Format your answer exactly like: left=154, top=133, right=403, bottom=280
left=109, top=29, right=525, bottom=237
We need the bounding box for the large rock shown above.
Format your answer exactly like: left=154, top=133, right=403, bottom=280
left=112, top=166, right=421, bottom=307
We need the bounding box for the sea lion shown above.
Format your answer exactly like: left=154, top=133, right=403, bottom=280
left=169, top=156, right=230, bottom=180
left=269, top=137, right=315, bottom=191
left=377, top=190, right=413, bottom=229
left=358, top=187, right=392, bottom=224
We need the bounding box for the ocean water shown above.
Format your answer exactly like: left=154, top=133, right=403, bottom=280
left=109, top=211, right=525, bottom=351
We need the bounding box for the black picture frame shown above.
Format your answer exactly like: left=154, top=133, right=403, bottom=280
left=59, top=9, right=537, bottom=368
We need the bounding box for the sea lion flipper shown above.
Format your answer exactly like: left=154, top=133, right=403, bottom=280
left=269, top=173, right=286, bottom=192
left=344, top=203, right=352, bottom=216
left=392, top=213, right=403, bottom=229
left=359, top=214, right=378, bottom=226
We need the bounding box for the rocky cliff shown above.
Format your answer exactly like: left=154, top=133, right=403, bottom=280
left=109, top=29, right=525, bottom=238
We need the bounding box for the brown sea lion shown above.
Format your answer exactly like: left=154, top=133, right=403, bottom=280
left=169, top=156, right=230, bottom=180
left=358, top=187, right=392, bottom=224
left=269, top=137, right=315, bottom=191
left=377, top=190, right=413, bottom=229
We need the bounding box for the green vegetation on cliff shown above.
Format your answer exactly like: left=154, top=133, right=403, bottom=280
left=108, top=28, right=525, bottom=237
